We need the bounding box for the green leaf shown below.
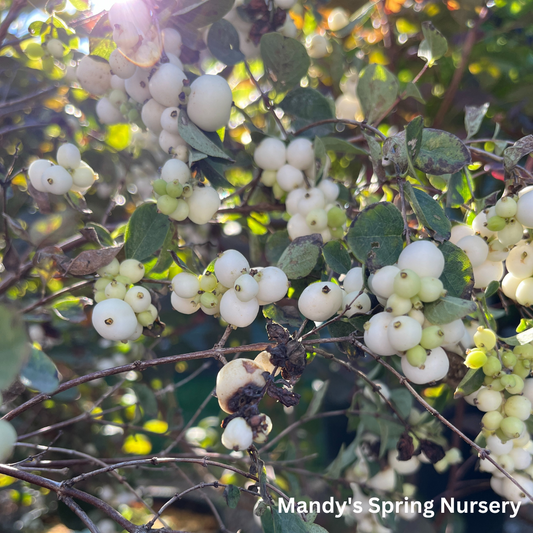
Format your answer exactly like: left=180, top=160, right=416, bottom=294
left=438, top=240, right=474, bottom=298
left=279, top=87, right=334, bottom=137
left=405, top=115, right=424, bottom=179
left=53, top=297, right=91, bottom=323
left=84, top=222, right=116, bottom=247
left=178, top=110, right=233, bottom=161
left=390, top=388, right=413, bottom=420
left=347, top=202, right=404, bottom=270
left=485, top=280, right=500, bottom=299
left=378, top=419, right=389, bottom=458
left=70, top=0, right=89, bottom=10
left=89, top=38, right=116, bottom=60
left=423, top=295, right=477, bottom=325
left=306, top=380, right=329, bottom=417
left=447, top=171, right=472, bottom=208
left=278, top=511, right=308, bottom=533
left=124, top=202, right=171, bottom=262
left=454, top=368, right=484, bottom=399
left=404, top=183, right=451, bottom=242
left=402, top=82, right=426, bottom=104
left=265, top=230, right=290, bottom=265
left=500, top=328, right=533, bottom=347
left=174, top=0, right=234, bottom=27
left=363, top=131, right=386, bottom=182
left=0, top=305, right=31, bottom=391
left=322, top=241, right=351, bottom=274
left=20, top=347, right=59, bottom=394
left=260, top=33, right=310, bottom=91
left=262, top=304, right=302, bottom=328
left=223, top=484, right=240, bottom=509
left=277, top=234, right=322, bottom=279
left=207, top=19, right=244, bottom=65
left=356, top=64, right=399, bottom=123
left=131, top=384, right=158, bottom=419
left=152, top=225, right=179, bottom=274
left=313, top=136, right=327, bottom=183
left=383, top=128, right=471, bottom=176
left=504, top=135, right=533, bottom=172
left=328, top=320, right=358, bottom=358
left=320, top=137, right=368, bottom=156
left=417, top=21, right=448, bottom=66
left=196, top=158, right=232, bottom=188
left=465, top=103, right=489, bottom=139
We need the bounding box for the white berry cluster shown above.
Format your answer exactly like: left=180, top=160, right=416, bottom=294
left=28, top=143, right=97, bottom=196
left=361, top=241, right=467, bottom=385
left=171, top=249, right=289, bottom=328
left=91, top=257, right=159, bottom=341
left=216, top=356, right=276, bottom=450
left=254, top=137, right=345, bottom=242
left=152, top=159, right=220, bottom=225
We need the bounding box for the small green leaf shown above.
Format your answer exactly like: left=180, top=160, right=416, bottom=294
left=347, top=202, right=404, bottom=270
left=265, top=230, right=290, bottom=265
left=207, top=19, right=244, bottom=65
left=124, top=203, right=171, bottom=262
left=363, top=131, right=386, bottom=182
left=454, top=368, right=484, bottom=399
left=84, top=222, right=116, bottom=247
left=404, top=183, right=451, bottom=242
left=356, top=64, right=399, bottom=124
left=262, top=304, right=302, bottom=328
left=306, top=380, right=329, bottom=417
left=418, top=21, right=448, bottom=66
left=390, top=389, right=413, bottom=420
left=196, top=158, right=232, bottom=188
left=423, top=295, right=477, bottom=325
left=277, top=234, right=322, bottom=279
left=178, top=110, right=233, bottom=160
left=405, top=115, right=424, bottom=179
left=320, top=136, right=368, bottom=156
left=53, top=297, right=91, bottom=323
left=70, top=0, right=89, bottom=10
left=438, top=240, right=474, bottom=298
left=504, top=135, right=533, bottom=172
left=131, top=384, right=158, bottom=419
left=402, top=82, right=426, bottom=104
left=261, top=33, right=310, bottom=91
left=279, top=87, right=333, bottom=137
left=223, top=484, right=241, bottom=509
left=174, top=0, right=234, bottom=27
left=323, top=241, right=351, bottom=274
left=152, top=225, right=179, bottom=274
left=465, top=103, right=489, bottom=139
left=20, top=347, right=59, bottom=394
left=328, top=320, right=358, bottom=358
left=485, top=280, right=500, bottom=299
left=447, top=171, right=472, bottom=208
left=0, top=305, right=31, bottom=391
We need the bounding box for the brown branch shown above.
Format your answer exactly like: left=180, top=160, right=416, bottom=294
left=292, top=118, right=386, bottom=141
left=433, top=7, right=490, bottom=128
left=21, top=279, right=93, bottom=314
left=61, top=497, right=101, bottom=533
left=0, top=0, right=26, bottom=46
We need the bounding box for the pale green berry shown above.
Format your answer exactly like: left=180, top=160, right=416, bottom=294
left=157, top=194, right=179, bottom=215
left=504, top=395, right=532, bottom=421
left=137, top=310, right=155, bottom=327
left=327, top=206, right=346, bottom=228
left=95, top=277, right=112, bottom=291
left=514, top=344, right=533, bottom=360
left=199, top=273, right=217, bottom=292
left=513, top=360, right=531, bottom=379
left=385, top=293, right=412, bottom=316
left=483, top=356, right=502, bottom=377
left=166, top=180, right=183, bottom=199
left=486, top=216, right=507, bottom=232
left=94, top=290, right=107, bottom=303
left=474, top=327, right=497, bottom=350
left=393, top=269, right=422, bottom=299
left=495, top=196, right=517, bottom=218
left=405, top=345, right=427, bottom=368
left=420, top=325, right=445, bottom=350
left=120, top=259, right=145, bottom=284
left=152, top=178, right=168, bottom=196
left=482, top=410, right=503, bottom=431
left=115, top=275, right=132, bottom=286
left=500, top=416, right=525, bottom=439
left=502, top=351, right=517, bottom=369
left=200, top=292, right=218, bottom=309
left=464, top=349, right=488, bottom=369
left=418, top=277, right=444, bottom=303
left=97, top=257, right=120, bottom=278
left=105, top=280, right=127, bottom=300
left=507, top=374, right=524, bottom=394
left=169, top=199, right=189, bottom=221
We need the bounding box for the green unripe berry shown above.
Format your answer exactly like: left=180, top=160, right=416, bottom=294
left=166, top=180, right=183, bottom=199
left=483, top=356, right=502, bottom=377
left=128, top=109, right=140, bottom=121
left=500, top=416, right=525, bottom=439
left=214, top=282, right=229, bottom=296
left=120, top=103, right=129, bottom=115
left=495, top=196, right=517, bottom=218
left=200, top=291, right=218, bottom=309
left=502, top=351, right=517, bottom=369
left=504, top=395, right=532, bottom=420
left=486, top=216, right=507, bottom=232
left=104, top=280, right=127, bottom=300
left=393, top=269, right=422, bottom=299
left=120, top=259, right=145, bottom=284
left=484, top=376, right=494, bottom=385
left=474, top=327, right=497, bottom=350
left=157, top=194, right=179, bottom=216
left=327, top=206, right=347, bottom=228
left=482, top=410, right=504, bottom=431
left=500, top=374, right=516, bottom=389
left=513, top=344, right=533, bottom=360
left=410, top=296, right=423, bottom=310
left=137, top=310, right=155, bottom=327
left=385, top=293, right=412, bottom=316
left=418, top=277, right=445, bottom=303
left=95, top=277, right=112, bottom=291
left=97, top=258, right=120, bottom=278
left=487, top=378, right=505, bottom=391
left=330, top=227, right=344, bottom=239
left=464, top=349, right=488, bottom=369
left=406, top=345, right=427, bottom=368
left=260, top=170, right=277, bottom=187
left=272, top=182, right=284, bottom=200
left=199, top=273, right=217, bottom=292
left=152, top=178, right=168, bottom=196
left=115, top=275, right=132, bottom=286
left=182, top=184, right=194, bottom=198
left=507, top=374, right=524, bottom=394
left=513, top=360, right=531, bottom=379
left=169, top=199, right=189, bottom=222
left=420, top=326, right=445, bottom=350
left=94, top=290, right=107, bottom=303
left=495, top=428, right=509, bottom=443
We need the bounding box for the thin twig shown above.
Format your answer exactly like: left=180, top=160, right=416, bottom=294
left=293, top=118, right=386, bottom=141
left=61, top=497, right=101, bottom=533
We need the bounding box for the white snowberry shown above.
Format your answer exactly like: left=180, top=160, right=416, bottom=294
left=506, top=243, right=533, bottom=279
left=161, top=158, right=191, bottom=185
left=516, top=190, right=533, bottom=228
left=472, top=260, right=504, bottom=289
left=96, top=97, right=124, bottom=125
left=220, top=289, right=259, bottom=328
left=298, top=282, right=343, bottom=322
left=119, top=259, right=145, bottom=283
left=221, top=418, right=253, bottom=451
left=215, top=250, right=250, bottom=288
left=253, top=266, right=289, bottom=304
left=162, top=27, right=182, bottom=56
left=276, top=164, right=304, bottom=192
left=306, top=34, right=329, bottom=59
left=170, top=292, right=200, bottom=315
left=171, top=272, right=200, bottom=298
left=72, top=162, right=96, bottom=189
left=159, top=130, right=188, bottom=156
left=124, top=67, right=151, bottom=104
left=92, top=298, right=138, bottom=341
left=28, top=159, right=53, bottom=192
left=286, top=188, right=306, bottom=216
left=76, top=56, right=111, bottom=95
left=318, top=179, right=340, bottom=203
left=457, top=235, right=489, bottom=268
left=387, top=316, right=422, bottom=352
left=234, top=274, right=259, bottom=302
left=160, top=107, right=180, bottom=135
left=41, top=165, right=73, bottom=195
left=254, top=138, right=287, bottom=171
left=109, top=49, right=136, bottom=79
left=57, top=143, right=81, bottom=170
left=343, top=291, right=371, bottom=317
left=124, top=286, right=151, bottom=313
left=141, top=99, right=166, bottom=134
left=0, top=420, right=17, bottom=462
left=149, top=63, right=187, bottom=107
left=286, top=138, right=314, bottom=170
left=297, top=188, right=326, bottom=216
left=397, top=240, right=445, bottom=279
left=287, top=213, right=312, bottom=240
left=186, top=186, right=221, bottom=225
left=369, top=265, right=400, bottom=299
left=401, top=347, right=449, bottom=384
left=343, top=267, right=363, bottom=294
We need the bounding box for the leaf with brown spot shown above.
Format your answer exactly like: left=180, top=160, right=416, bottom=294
left=58, top=245, right=123, bottom=276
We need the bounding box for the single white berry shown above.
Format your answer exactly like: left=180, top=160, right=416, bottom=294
left=298, top=282, right=343, bottom=322
left=254, top=351, right=279, bottom=375
left=216, top=358, right=266, bottom=413
left=276, top=164, right=304, bottom=192
left=104, top=280, right=127, bottom=300
left=108, top=0, right=151, bottom=34
left=450, top=224, right=475, bottom=245
left=162, top=27, right=182, bottom=56
left=472, top=260, right=504, bottom=289
left=41, top=165, right=73, bottom=195
left=149, top=63, right=187, bottom=107
left=113, top=21, right=140, bottom=51
left=186, top=186, right=221, bottom=225
left=343, top=267, right=363, bottom=294
left=221, top=417, right=253, bottom=451
left=220, top=289, right=259, bottom=328
left=510, top=448, right=532, bottom=471
left=297, top=188, right=326, bottom=216
left=141, top=99, right=166, bottom=134
left=417, top=277, right=444, bottom=303
left=76, top=55, right=112, bottom=95
left=328, top=8, right=349, bottom=31
left=397, top=240, right=445, bottom=279
left=171, top=272, right=200, bottom=299
left=401, top=347, right=449, bottom=384
left=72, top=162, right=96, bottom=188
left=472, top=209, right=496, bottom=239
left=369, top=265, right=400, bottom=299
left=170, top=292, right=200, bottom=314
left=0, top=420, right=17, bottom=462
left=388, top=449, right=420, bottom=475
left=487, top=434, right=513, bottom=455
left=28, top=159, right=54, bottom=192
left=502, top=474, right=533, bottom=504
left=487, top=239, right=509, bottom=262
left=159, top=130, right=188, bottom=156
left=287, top=213, right=313, bottom=240
left=169, top=199, right=189, bottom=221
left=119, top=259, right=145, bottom=283
left=124, top=286, right=151, bottom=313
left=96, top=97, right=124, bottom=125
left=502, top=273, right=526, bottom=301
left=504, top=395, right=532, bottom=420
left=306, top=34, right=329, bottom=59
left=286, top=188, right=306, bottom=216
left=92, top=298, right=138, bottom=341
left=97, top=258, right=120, bottom=278
left=57, top=143, right=81, bottom=170
left=457, top=235, right=489, bottom=268
left=286, top=138, right=314, bottom=170
left=110, top=74, right=126, bottom=91
left=506, top=243, right=533, bottom=279
left=187, top=75, right=233, bottom=132
left=343, top=291, right=371, bottom=317
left=109, top=48, right=136, bottom=79
left=497, top=218, right=524, bottom=247
left=385, top=293, right=412, bottom=316
left=128, top=321, right=144, bottom=341
left=387, top=316, right=422, bottom=352
left=46, top=38, right=64, bottom=59
left=160, top=107, right=180, bottom=135
left=516, top=190, right=533, bottom=228
left=440, top=319, right=465, bottom=346
left=367, top=467, right=396, bottom=492
left=476, top=388, right=503, bottom=412
left=253, top=266, right=289, bottom=304
left=161, top=158, right=191, bottom=185
left=234, top=274, right=259, bottom=302
left=254, top=138, right=286, bottom=171
left=124, top=67, right=151, bottom=104
left=318, top=179, right=340, bottom=203
left=215, top=250, right=250, bottom=288
left=335, top=94, right=362, bottom=120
